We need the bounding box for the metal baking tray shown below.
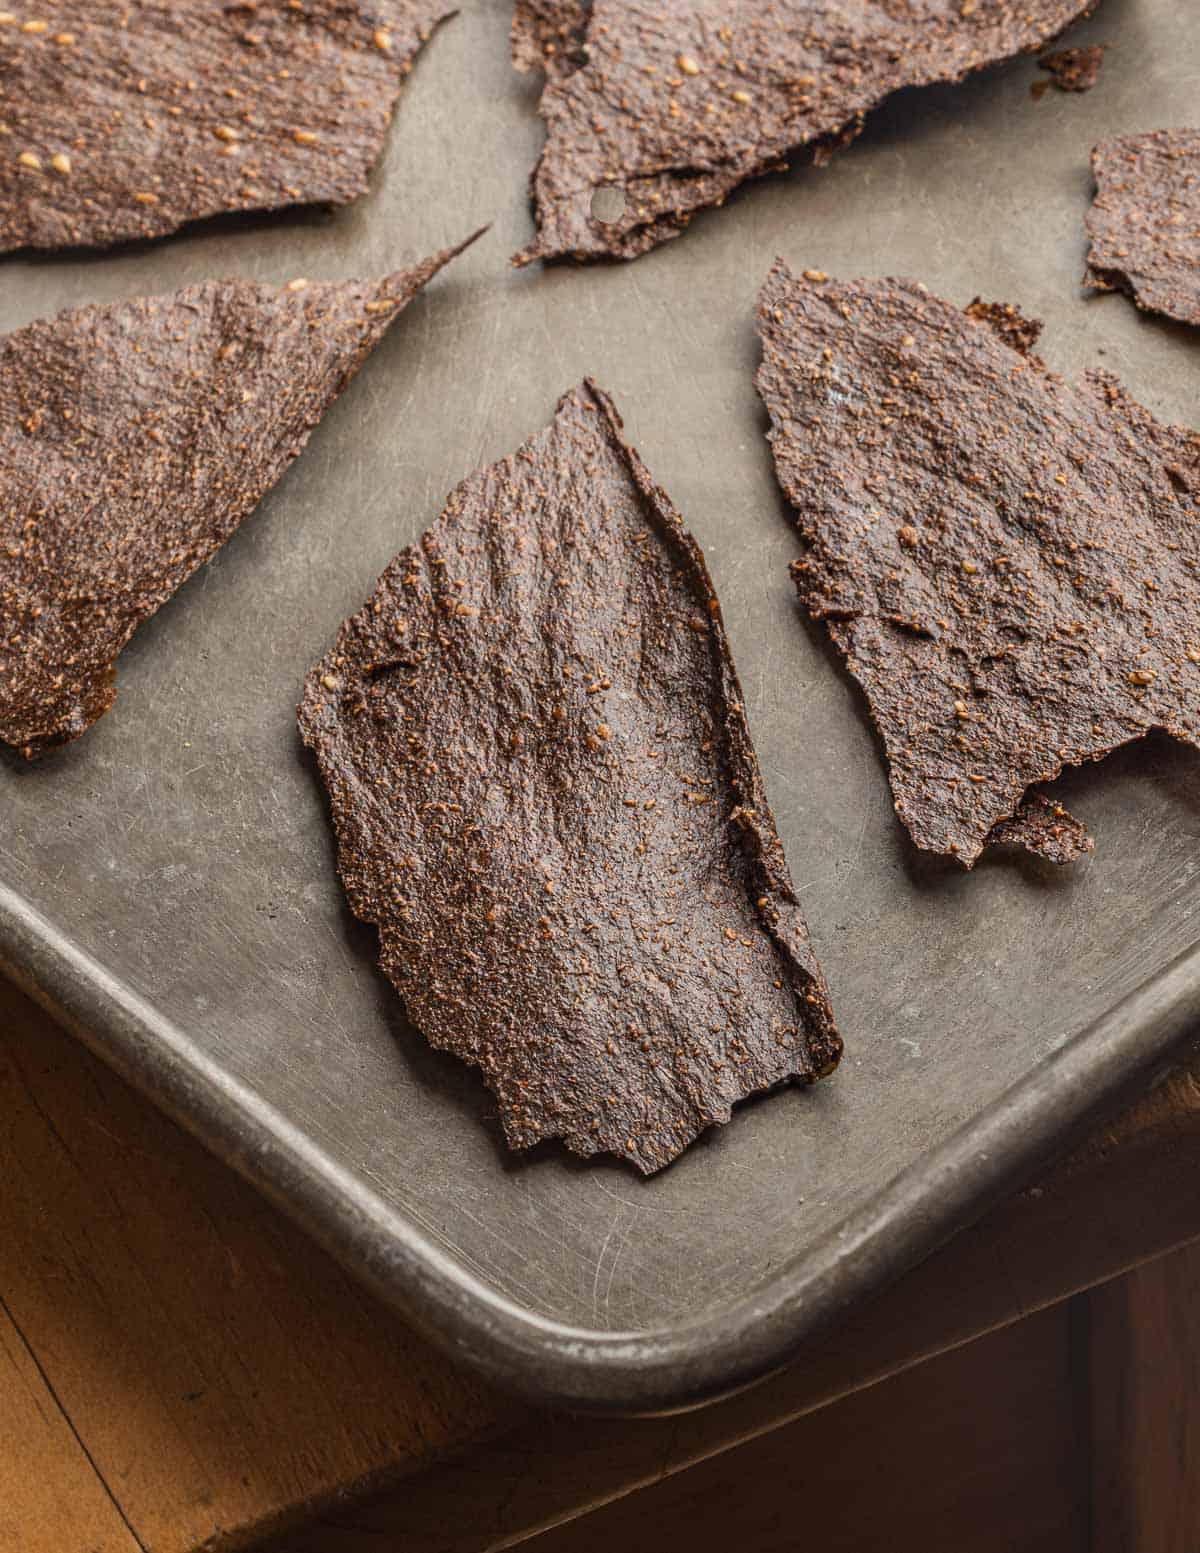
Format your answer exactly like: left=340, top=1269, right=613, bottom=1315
left=3, top=0, right=1198, bottom=1414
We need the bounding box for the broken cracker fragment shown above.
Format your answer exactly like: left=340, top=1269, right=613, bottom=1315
left=0, top=229, right=484, bottom=756
left=987, top=795, right=1094, bottom=864
left=0, top=1, right=456, bottom=255
left=1085, top=129, right=1200, bottom=329
left=756, top=260, right=1200, bottom=867
left=1035, top=44, right=1105, bottom=94
left=299, top=378, right=840, bottom=1173
left=511, top=0, right=1098, bottom=265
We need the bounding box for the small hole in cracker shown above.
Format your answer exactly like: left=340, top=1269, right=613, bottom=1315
left=590, top=185, right=627, bottom=224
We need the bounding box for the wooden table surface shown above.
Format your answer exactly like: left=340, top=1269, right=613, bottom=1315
left=3, top=974, right=1200, bottom=1553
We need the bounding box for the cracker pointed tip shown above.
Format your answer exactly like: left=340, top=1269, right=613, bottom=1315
left=375, top=223, right=490, bottom=301
left=577, top=376, right=618, bottom=418
left=451, top=222, right=492, bottom=259
left=758, top=256, right=797, bottom=311
left=431, top=222, right=490, bottom=273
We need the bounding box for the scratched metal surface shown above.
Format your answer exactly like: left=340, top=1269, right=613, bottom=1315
left=3, top=0, right=1200, bottom=1412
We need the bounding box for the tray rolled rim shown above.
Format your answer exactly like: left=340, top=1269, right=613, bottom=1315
left=2, top=872, right=1197, bottom=1416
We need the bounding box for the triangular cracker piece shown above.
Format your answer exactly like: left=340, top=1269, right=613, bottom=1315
left=0, top=231, right=482, bottom=755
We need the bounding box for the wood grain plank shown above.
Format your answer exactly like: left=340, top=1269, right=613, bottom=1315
left=1089, top=1239, right=1200, bottom=1553
left=0, top=1299, right=142, bottom=1553
left=0, top=981, right=512, bottom=1553
left=520, top=1305, right=1086, bottom=1553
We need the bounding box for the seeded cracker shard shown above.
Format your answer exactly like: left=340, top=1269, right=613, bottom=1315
left=0, top=233, right=482, bottom=758
left=1085, top=130, right=1200, bottom=329
left=298, top=381, right=841, bottom=1174
left=511, top=0, right=590, bottom=77
left=511, top=0, right=1100, bottom=266
left=1035, top=44, right=1105, bottom=94
left=0, top=1, right=454, bottom=255
left=756, top=261, right=1200, bottom=867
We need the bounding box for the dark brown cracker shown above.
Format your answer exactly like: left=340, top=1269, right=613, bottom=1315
left=988, top=795, right=1094, bottom=864
left=0, top=233, right=481, bottom=757
left=0, top=1, right=452, bottom=255
left=963, top=297, right=1044, bottom=356
left=1085, top=130, right=1200, bottom=328
left=1034, top=43, right=1105, bottom=94
left=511, top=0, right=589, bottom=79
left=512, top=0, right=1099, bottom=266
left=298, top=380, right=841, bottom=1174
left=756, top=261, right=1200, bottom=867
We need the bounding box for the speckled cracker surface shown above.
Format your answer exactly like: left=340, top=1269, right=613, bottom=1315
left=298, top=380, right=841, bottom=1173
left=512, top=0, right=1099, bottom=265
left=0, top=0, right=452, bottom=254
left=1086, top=130, right=1200, bottom=328
left=511, top=0, right=589, bottom=77
left=1035, top=43, right=1105, bottom=92
left=0, top=235, right=479, bottom=756
left=756, top=261, right=1200, bottom=866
